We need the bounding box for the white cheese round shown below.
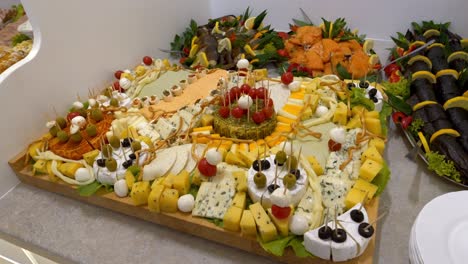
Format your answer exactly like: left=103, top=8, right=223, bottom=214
left=75, top=168, right=92, bottom=182
left=177, top=194, right=195, bottom=212
left=315, top=105, right=329, bottom=117
left=288, top=81, right=301, bottom=92
left=88, top=98, right=97, bottom=107
left=236, top=58, right=249, bottom=69
left=270, top=188, right=291, bottom=207
left=72, top=101, right=84, bottom=109
left=114, top=179, right=128, bottom=197
left=290, top=214, right=309, bottom=235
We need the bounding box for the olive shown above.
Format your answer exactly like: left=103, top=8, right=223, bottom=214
left=274, top=151, right=287, bottom=166
left=131, top=140, right=142, bottom=151
left=110, top=98, right=119, bottom=107
left=253, top=172, right=267, bottom=188
left=283, top=173, right=296, bottom=189
left=109, top=135, right=121, bottom=148
left=56, top=117, right=67, bottom=129
left=351, top=209, right=364, bottom=223
left=318, top=225, right=332, bottom=240
left=129, top=153, right=137, bottom=160
left=122, top=160, right=133, bottom=169
left=267, top=184, right=280, bottom=193
left=96, top=158, right=106, bottom=167
left=103, top=89, right=112, bottom=97
left=70, top=132, right=83, bottom=143
left=286, top=156, right=298, bottom=170
left=91, top=108, right=103, bottom=122
left=368, top=88, right=377, bottom=97
left=359, top=81, right=369, bottom=89
left=77, top=108, right=88, bottom=118
left=290, top=169, right=301, bottom=180
left=49, top=125, right=59, bottom=137
left=122, top=137, right=133, bottom=148
left=371, top=97, right=379, bottom=103
left=261, top=159, right=271, bottom=170
left=252, top=160, right=263, bottom=171
left=57, top=130, right=69, bottom=143
left=347, top=82, right=356, bottom=90
left=331, top=228, right=347, bottom=243
left=358, top=223, right=375, bottom=238
left=105, top=158, right=117, bottom=172
left=102, top=144, right=113, bottom=158
left=85, top=124, right=97, bottom=137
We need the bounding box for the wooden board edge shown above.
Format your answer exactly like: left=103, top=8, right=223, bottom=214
left=9, top=152, right=378, bottom=264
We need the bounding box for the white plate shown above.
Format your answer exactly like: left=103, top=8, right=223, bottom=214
left=414, top=191, right=468, bottom=264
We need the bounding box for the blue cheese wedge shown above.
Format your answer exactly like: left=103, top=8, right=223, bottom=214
left=154, top=118, right=176, bottom=139
left=192, top=176, right=236, bottom=219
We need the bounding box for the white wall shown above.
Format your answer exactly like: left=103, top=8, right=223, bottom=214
left=0, top=0, right=21, bottom=9
left=210, top=0, right=468, bottom=40
left=0, top=0, right=211, bottom=196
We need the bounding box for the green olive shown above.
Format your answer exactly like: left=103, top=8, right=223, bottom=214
left=57, top=130, right=69, bottom=143
left=286, top=156, right=298, bottom=170
left=254, top=172, right=267, bottom=188
left=283, top=173, right=296, bottom=189
left=85, top=124, right=97, bottom=137
left=131, top=141, right=142, bottom=152
left=49, top=125, right=59, bottom=137
left=110, top=98, right=119, bottom=107
left=275, top=151, right=287, bottom=165
left=70, top=132, right=83, bottom=143
left=102, top=144, right=113, bottom=158
left=56, top=117, right=67, bottom=129
left=109, top=135, right=121, bottom=148
left=91, top=108, right=103, bottom=122
left=105, top=158, right=117, bottom=172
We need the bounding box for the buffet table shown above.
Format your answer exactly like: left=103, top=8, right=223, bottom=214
left=0, top=123, right=461, bottom=264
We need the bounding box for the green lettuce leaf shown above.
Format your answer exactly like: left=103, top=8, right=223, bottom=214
left=259, top=236, right=294, bottom=256
left=78, top=181, right=103, bottom=197
left=379, top=102, right=392, bottom=137
left=371, top=161, right=391, bottom=196
left=349, top=87, right=375, bottom=111
left=288, top=237, right=313, bottom=258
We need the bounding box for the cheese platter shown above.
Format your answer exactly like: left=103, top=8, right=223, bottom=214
left=8, top=12, right=392, bottom=263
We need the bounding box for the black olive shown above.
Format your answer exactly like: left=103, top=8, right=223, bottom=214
left=96, top=159, right=106, bottom=167
left=318, top=225, right=332, bottom=240
left=371, top=97, right=379, bottom=103
left=122, top=138, right=133, bottom=148
left=290, top=169, right=301, bottom=180
left=368, top=88, right=377, bottom=97
left=267, top=184, right=280, bottom=193
left=350, top=209, right=364, bottom=223
left=358, top=223, right=374, bottom=238
left=261, top=159, right=271, bottom=170
left=253, top=159, right=270, bottom=171
left=252, top=160, right=261, bottom=171
left=129, top=153, right=137, bottom=160
left=122, top=160, right=133, bottom=169
left=331, top=228, right=347, bottom=243
left=359, top=81, right=369, bottom=89
left=347, top=82, right=356, bottom=90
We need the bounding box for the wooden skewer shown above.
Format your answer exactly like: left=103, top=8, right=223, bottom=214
left=323, top=208, right=329, bottom=230
left=359, top=191, right=369, bottom=211
left=364, top=211, right=388, bottom=231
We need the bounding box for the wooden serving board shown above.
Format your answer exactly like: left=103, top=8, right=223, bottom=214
left=9, top=150, right=378, bottom=264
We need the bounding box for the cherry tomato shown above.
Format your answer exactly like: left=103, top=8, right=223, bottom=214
left=179, top=57, right=187, bottom=64
left=143, top=56, right=153, bottom=66
left=373, top=63, right=382, bottom=70
left=392, top=112, right=407, bottom=124
left=328, top=139, right=342, bottom=152
left=384, top=63, right=401, bottom=77
left=219, top=106, right=230, bottom=118
left=397, top=47, right=404, bottom=57
left=256, top=87, right=266, bottom=99
left=198, top=158, right=217, bottom=177
left=183, top=47, right=190, bottom=55
left=281, top=72, right=294, bottom=85
left=248, top=88, right=258, bottom=99
left=389, top=71, right=401, bottom=83
left=240, top=84, right=251, bottom=95
left=262, top=107, right=274, bottom=119
left=265, top=98, right=274, bottom=107
left=277, top=49, right=289, bottom=57
left=401, top=116, right=413, bottom=130
left=277, top=32, right=289, bottom=40
left=114, top=70, right=123, bottom=79
left=230, top=86, right=241, bottom=100
left=252, top=111, right=266, bottom=124
left=67, top=112, right=81, bottom=122
left=271, top=205, right=291, bottom=219
left=287, top=63, right=299, bottom=72
left=231, top=107, right=244, bottom=118
left=113, top=81, right=122, bottom=92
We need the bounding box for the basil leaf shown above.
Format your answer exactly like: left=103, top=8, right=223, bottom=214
left=78, top=181, right=103, bottom=197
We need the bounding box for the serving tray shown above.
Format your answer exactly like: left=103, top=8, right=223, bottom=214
left=9, top=150, right=379, bottom=264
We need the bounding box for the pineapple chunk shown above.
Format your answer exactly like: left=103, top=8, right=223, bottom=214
left=359, top=159, right=383, bottom=182
left=160, top=188, right=179, bottom=213
left=364, top=111, right=379, bottom=119
left=125, top=170, right=136, bottom=189
left=236, top=149, right=255, bottom=167
left=369, top=138, right=385, bottom=154
left=33, top=160, right=49, bottom=174
left=150, top=177, right=165, bottom=189
left=200, top=114, right=214, bottom=127
left=364, top=118, right=382, bottom=136
left=240, top=210, right=257, bottom=237
left=301, top=107, right=313, bottom=121
left=361, top=146, right=383, bottom=164
left=47, top=161, right=60, bottom=182
left=353, top=179, right=378, bottom=201
left=333, top=102, right=348, bottom=125
left=232, top=192, right=247, bottom=209
left=307, top=93, right=320, bottom=112
left=28, top=141, right=44, bottom=161
left=232, top=171, right=247, bottom=192
left=163, top=173, right=177, bottom=189
left=148, top=184, right=165, bottom=212
left=83, top=150, right=100, bottom=166
left=346, top=115, right=362, bottom=129
left=191, top=169, right=209, bottom=186
left=267, top=208, right=292, bottom=237
left=172, top=170, right=190, bottom=195
left=249, top=202, right=278, bottom=242
left=58, top=163, right=83, bottom=178
left=130, top=181, right=151, bottom=206
left=225, top=151, right=247, bottom=167
left=223, top=205, right=243, bottom=232
left=307, top=155, right=324, bottom=176
left=345, top=188, right=368, bottom=209
left=351, top=105, right=367, bottom=115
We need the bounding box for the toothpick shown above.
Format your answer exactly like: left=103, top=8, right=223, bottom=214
left=298, top=146, right=302, bottom=162
left=52, top=106, right=58, bottom=118
left=364, top=211, right=388, bottom=231
left=334, top=205, right=338, bottom=235
left=76, top=92, right=82, bottom=102
left=216, top=139, right=223, bottom=151
left=323, top=208, right=329, bottom=230
left=359, top=191, right=369, bottom=211
left=273, top=155, right=279, bottom=186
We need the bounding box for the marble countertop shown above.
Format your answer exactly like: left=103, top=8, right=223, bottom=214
left=0, top=123, right=463, bottom=264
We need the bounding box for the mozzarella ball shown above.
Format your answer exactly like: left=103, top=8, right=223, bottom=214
left=75, top=168, right=92, bottom=182
left=88, top=98, right=97, bottom=107
left=315, top=105, right=328, bottom=117
left=206, top=148, right=223, bottom=166
left=177, top=194, right=195, bottom=212
left=330, top=127, right=346, bottom=144
left=236, top=58, right=249, bottom=69
left=289, top=214, right=309, bottom=235
left=97, top=95, right=109, bottom=103
left=270, top=188, right=291, bottom=207
left=70, top=124, right=80, bottom=134
left=288, top=81, right=301, bottom=92
left=278, top=141, right=293, bottom=156
left=72, top=101, right=84, bottom=109
left=71, top=116, right=87, bottom=128
left=119, top=77, right=132, bottom=90
left=46, top=120, right=56, bottom=129
left=114, top=179, right=129, bottom=197
left=238, top=94, right=253, bottom=109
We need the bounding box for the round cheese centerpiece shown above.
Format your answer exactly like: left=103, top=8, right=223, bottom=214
left=247, top=155, right=307, bottom=208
